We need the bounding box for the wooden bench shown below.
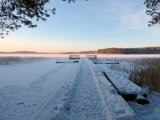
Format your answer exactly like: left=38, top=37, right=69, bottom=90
left=86, top=55, right=97, bottom=59
left=69, top=55, right=80, bottom=59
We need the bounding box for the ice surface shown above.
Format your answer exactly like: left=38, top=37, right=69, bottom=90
left=0, top=58, right=79, bottom=120
left=0, top=59, right=60, bottom=88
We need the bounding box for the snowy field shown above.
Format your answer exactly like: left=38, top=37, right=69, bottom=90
left=0, top=54, right=160, bottom=120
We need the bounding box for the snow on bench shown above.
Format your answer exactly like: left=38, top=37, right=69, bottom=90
left=103, top=69, right=148, bottom=96
left=88, top=60, right=136, bottom=120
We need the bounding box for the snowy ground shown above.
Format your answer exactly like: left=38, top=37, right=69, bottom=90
left=0, top=55, right=160, bottom=120
left=95, top=57, right=160, bottom=120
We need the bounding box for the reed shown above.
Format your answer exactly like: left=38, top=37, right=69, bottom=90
left=0, top=57, right=48, bottom=65
left=129, top=58, right=160, bottom=92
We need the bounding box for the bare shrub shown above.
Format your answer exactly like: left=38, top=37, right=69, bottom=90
left=129, top=58, right=160, bottom=92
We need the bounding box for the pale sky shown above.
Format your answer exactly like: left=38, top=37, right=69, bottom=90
left=1, top=0, right=160, bottom=52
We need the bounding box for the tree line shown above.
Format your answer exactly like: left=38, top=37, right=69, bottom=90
left=97, top=47, right=160, bottom=54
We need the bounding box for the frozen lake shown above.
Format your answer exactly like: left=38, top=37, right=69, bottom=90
left=0, top=54, right=160, bottom=120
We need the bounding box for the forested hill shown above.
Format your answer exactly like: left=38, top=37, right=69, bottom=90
left=97, top=47, right=160, bottom=54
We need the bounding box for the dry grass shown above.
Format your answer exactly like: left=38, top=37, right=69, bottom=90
left=129, top=58, right=160, bottom=92
left=0, top=57, right=48, bottom=65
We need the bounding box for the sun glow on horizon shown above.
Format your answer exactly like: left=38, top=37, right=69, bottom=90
left=0, top=37, right=98, bottom=53
left=0, top=0, right=160, bottom=52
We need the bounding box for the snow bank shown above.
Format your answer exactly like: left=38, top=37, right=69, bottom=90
left=95, top=61, right=147, bottom=95
left=104, top=70, right=147, bottom=95
left=89, top=59, right=135, bottom=120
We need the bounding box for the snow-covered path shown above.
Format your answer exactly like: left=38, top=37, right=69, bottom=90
left=55, top=58, right=108, bottom=120
left=0, top=62, right=78, bottom=120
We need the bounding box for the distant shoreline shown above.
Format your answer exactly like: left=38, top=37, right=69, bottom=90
left=1, top=46, right=160, bottom=54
